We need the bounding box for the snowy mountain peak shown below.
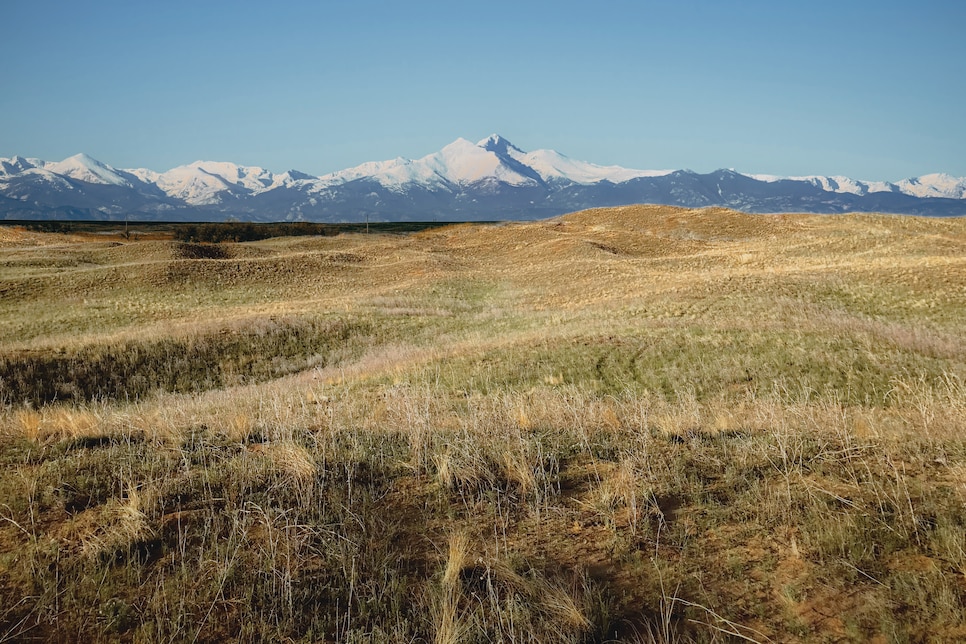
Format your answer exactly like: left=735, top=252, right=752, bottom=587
left=282, top=169, right=315, bottom=182
left=477, top=134, right=523, bottom=156
left=44, top=154, right=136, bottom=188
left=429, top=137, right=534, bottom=186
left=439, top=138, right=479, bottom=154
left=896, top=173, right=966, bottom=199
left=67, top=152, right=98, bottom=164
left=129, top=160, right=296, bottom=204
left=146, top=165, right=234, bottom=205
left=748, top=170, right=966, bottom=200
left=1, top=155, right=41, bottom=175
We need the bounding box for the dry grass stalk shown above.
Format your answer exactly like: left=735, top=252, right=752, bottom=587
left=260, top=441, right=317, bottom=482
left=499, top=449, right=536, bottom=496
left=14, top=409, right=42, bottom=441
left=442, top=531, right=471, bottom=589
left=47, top=408, right=102, bottom=440
left=434, top=531, right=474, bottom=644
left=81, top=485, right=153, bottom=559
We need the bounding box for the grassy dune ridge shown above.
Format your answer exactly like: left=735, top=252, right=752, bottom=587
left=0, top=206, right=964, bottom=642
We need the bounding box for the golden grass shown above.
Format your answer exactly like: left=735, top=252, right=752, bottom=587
left=1, top=207, right=965, bottom=641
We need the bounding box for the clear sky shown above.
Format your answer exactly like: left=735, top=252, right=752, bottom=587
left=2, top=0, right=963, bottom=181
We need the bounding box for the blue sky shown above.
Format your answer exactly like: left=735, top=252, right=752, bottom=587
left=2, top=0, right=963, bottom=180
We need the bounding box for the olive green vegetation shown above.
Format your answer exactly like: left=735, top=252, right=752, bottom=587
left=1, top=206, right=965, bottom=642
left=0, top=317, right=369, bottom=406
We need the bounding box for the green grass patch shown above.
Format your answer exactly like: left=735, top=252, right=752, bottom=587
left=0, top=317, right=371, bottom=405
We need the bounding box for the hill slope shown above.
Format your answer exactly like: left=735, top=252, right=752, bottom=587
left=1, top=207, right=965, bottom=642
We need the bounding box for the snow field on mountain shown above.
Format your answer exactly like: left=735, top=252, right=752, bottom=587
left=4, top=136, right=962, bottom=203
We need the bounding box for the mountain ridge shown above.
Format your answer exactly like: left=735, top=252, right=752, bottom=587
left=2, top=135, right=965, bottom=221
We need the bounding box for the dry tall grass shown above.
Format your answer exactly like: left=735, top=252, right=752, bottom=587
left=1, top=208, right=964, bottom=641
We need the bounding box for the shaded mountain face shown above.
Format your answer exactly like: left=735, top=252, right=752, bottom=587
left=2, top=136, right=965, bottom=221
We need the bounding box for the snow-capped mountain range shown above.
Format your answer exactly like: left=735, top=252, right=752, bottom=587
left=2, top=135, right=965, bottom=221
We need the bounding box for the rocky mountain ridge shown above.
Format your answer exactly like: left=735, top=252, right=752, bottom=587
left=3, top=136, right=964, bottom=221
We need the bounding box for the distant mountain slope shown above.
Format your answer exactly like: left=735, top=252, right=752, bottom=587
left=2, top=136, right=965, bottom=221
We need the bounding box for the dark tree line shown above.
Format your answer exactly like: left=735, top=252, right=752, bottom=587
left=174, top=222, right=339, bottom=243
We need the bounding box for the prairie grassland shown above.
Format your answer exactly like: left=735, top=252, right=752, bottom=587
left=1, top=206, right=965, bottom=642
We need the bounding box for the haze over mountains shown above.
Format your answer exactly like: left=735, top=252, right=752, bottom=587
left=2, top=135, right=965, bottom=221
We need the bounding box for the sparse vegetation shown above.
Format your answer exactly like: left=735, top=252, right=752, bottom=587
left=1, top=206, right=965, bottom=641
left=2, top=219, right=459, bottom=242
